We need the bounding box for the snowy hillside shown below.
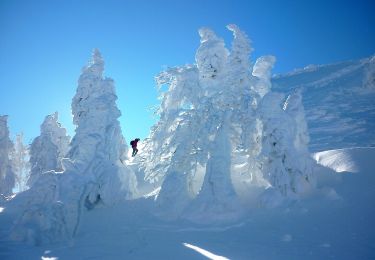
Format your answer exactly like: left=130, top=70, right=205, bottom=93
left=272, top=56, right=375, bottom=152
left=1, top=24, right=374, bottom=260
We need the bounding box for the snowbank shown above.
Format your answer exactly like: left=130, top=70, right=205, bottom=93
left=314, top=147, right=375, bottom=173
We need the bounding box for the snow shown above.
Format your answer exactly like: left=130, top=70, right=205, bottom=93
left=183, top=243, right=230, bottom=260
left=313, top=147, right=374, bottom=173
left=1, top=25, right=375, bottom=259
left=1, top=147, right=375, bottom=259
left=272, top=55, right=375, bottom=151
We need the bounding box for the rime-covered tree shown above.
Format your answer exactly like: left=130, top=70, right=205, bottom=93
left=141, top=25, right=316, bottom=221
left=284, top=90, right=315, bottom=189
left=11, top=133, right=30, bottom=192
left=27, top=112, right=70, bottom=188
left=258, top=91, right=315, bottom=198
left=65, top=49, right=137, bottom=205
left=0, top=116, right=15, bottom=196
left=149, top=27, right=246, bottom=220
left=11, top=49, right=137, bottom=244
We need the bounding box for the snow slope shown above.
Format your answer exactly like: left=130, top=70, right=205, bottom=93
left=272, top=56, right=375, bottom=152
left=1, top=147, right=374, bottom=259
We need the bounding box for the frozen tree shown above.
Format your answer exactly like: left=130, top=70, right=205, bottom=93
left=65, top=48, right=137, bottom=205
left=196, top=27, right=229, bottom=95
left=252, top=55, right=276, bottom=98
left=11, top=49, right=137, bottom=244
left=27, top=112, right=70, bottom=188
left=147, top=67, right=207, bottom=217
left=226, top=24, right=253, bottom=89
left=139, top=65, right=202, bottom=184
left=283, top=89, right=315, bottom=188
left=225, top=25, right=264, bottom=190
left=0, top=116, right=15, bottom=196
left=11, top=133, right=30, bottom=192
left=149, top=26, right=247, bottom=221
left=258, top=91, right=314, bottom=199
left=142, top=25, right=316, bottom=219
left=185, top=112, right=242, bottom=223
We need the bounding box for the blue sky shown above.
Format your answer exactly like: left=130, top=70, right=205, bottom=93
left=0, top=0, right=374, bottom=144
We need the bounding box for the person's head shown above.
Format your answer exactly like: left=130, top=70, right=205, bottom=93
left=135, top=138, right=140, bottom=142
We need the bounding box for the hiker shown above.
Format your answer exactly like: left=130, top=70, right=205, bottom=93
left=130, top=138, right=140, bottom=157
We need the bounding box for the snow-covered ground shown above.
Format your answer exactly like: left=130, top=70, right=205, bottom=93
left=1, top=147, right=374, bottom=259
left=273, top=56, right=375, bottom=152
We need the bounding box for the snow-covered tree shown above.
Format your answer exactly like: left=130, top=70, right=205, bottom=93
left=185, top=112, right=242, bottom=223
left=0, top=115, right=16, bottom=196
left=11, top=133, right=30, bottom=192
left=27, top=112, right=70, bottom=188
left=196, top=27, right=229, bottom=94
left=65, top=49, right=137, bottom=205
left=141, top=25, right=315, bottom=220
left=252, top=55, right=276, bottom=98
left=258, top=91, right=315, bottom=199
left=11, top=49, right=137, bottom=244
left=283, top=89, right=315, bottom=189
left=148, top=26, right=246, bottom=220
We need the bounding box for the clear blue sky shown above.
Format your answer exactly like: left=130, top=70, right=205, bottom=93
left=0, top=0, right=374, bottom=144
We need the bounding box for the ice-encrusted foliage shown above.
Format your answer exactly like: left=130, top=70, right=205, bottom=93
left=11, top=50, right=137, bottom=244
left=185, top=112, right=242, bottom=223
left=226, top=24, right=253, bottom=88
left=196, top=27, right=229, bottom=94
left=0, top=116, right=16, bottom=196
left=27, top=112, right=70, bottom=188
left=139, top=25, right=315, bottom=221
left=252, top=55, right=276, bottom=98
left=66, top=48, right=136, bottom=204
left=258, top=91, right=315, bottom=199
left=284, top=90, right=315, bottom=190
left=12, top=133, right=30, bottom=192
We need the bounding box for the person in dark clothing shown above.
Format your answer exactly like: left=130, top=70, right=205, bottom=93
left=130, top=138, right=140, bottom=157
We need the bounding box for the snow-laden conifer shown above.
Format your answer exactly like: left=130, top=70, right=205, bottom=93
left=150, top=26, right=244, bottom=221
left=11, top=50, right=137, bottom=244
left=141, top=25, right=315, bottom=221
left=258, top=91, right=315, bottom=199
left=252, top=55, right=276, bottom=98
left=0, top=116, right=16, bottom=196
left=27, top=112, right=69, bottom=187
left=65, top=49, right=137, bottom=204
left=11, top=133, right=30, bottom=192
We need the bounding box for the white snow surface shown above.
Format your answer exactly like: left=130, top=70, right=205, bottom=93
left=272, top=56, right=375, bottom=151
left=1, top=147, right=374, bottom=259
